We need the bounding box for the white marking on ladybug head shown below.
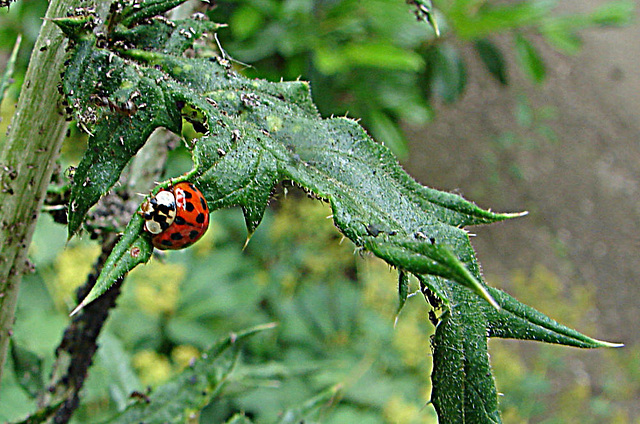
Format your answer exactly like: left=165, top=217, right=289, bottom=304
left=142, top=189, right=177, bottom=235
left=154, top=190, right=176, bottom=207
left=145, top=219, right=164, bottom=234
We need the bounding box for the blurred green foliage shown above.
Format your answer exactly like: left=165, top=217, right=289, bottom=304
left=207, top=0, right=633, bottom=158
left=1, top=199, right=440, bottom=423
left=3, top=197, right=639, bottom=423
left=0, top=0, right=47, bottom=98
left=489, top=265, right=640, bottom=423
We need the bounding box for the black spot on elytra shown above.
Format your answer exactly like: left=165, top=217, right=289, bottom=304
left=199, top=196, right=207, bottom=211
left=161, top=240, right=173, bottom=246
left=170, top=232, right=184, bottom=240
left=183, top=190, right=193, bottom=199
left=195, top=213, right=205, bottom=224
left=189, top=230, right=200, bottom=240
left=185, top=202, right=195, bottom=212
left=175, top=216, right=186, bottom=225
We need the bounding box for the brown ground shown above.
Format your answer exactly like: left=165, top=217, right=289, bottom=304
left=404, top=1, right=640, bottom=418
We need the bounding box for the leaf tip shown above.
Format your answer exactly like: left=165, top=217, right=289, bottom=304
left=594, top=339, right=625, bottom=348
left=242, top=233, right=253, bottom=251
left=69, top=299, right=87, bottom=317
left=48, top=15, right=95, bottom=40
left=497, top=210, right=528, bottom=220
left=482, top=287, right=501, bottom=311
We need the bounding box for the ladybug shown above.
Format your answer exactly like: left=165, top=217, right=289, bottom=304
left=141, top=182, right=209, bottom=250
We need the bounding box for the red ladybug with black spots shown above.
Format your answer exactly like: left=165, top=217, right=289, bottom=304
left=141, top=182, right=209, bottom=250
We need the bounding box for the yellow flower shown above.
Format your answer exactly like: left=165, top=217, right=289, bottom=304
left=52, top=244, right=101, bottom=309
left=392, top=311, right=431, bottom=369
left=172, top=345, right=200, bottom=371
left=383, top=394, right=434, bottom=424
left=130, top=262, right=186, bottom=315
left=132, top=350, right=172, bottom=386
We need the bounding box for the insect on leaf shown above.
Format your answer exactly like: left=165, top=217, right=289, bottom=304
left=55, top=2, right=622, bottom=422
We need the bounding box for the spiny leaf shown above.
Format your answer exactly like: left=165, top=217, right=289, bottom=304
left=396, top=270, right=410, bottom=316
left=486, top=287, right=624, bottom=348
left=57, top=4, right=622, bottom=423
left=70, top=214, right=153, bottom=316
left=114, top=0, right=188, bottom=28
left=429, top=272, right=622, bottom=423
left=55, top=13, right=219, bottom=236
left=365, top=236, right=499, bottom=309
left=431, top=294, right=502, bottom=424
left=61, top=5, right=519, bottom=313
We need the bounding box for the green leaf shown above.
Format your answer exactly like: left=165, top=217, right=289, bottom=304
left=314, top=43, right=425, bottom=75
left=425, top=43, right=467, bottom=103
left=70, top=214, right=153, bottom=316
left=102, top=323, right=276, bottom=424
left=486, top=288, right=623, bottom=348
left=474, top=39, right=508, bottom=85
left=9, top=340, right=44, bottom=398
left=55, top=14, right=220, bottom=236
left=225, top=414, right=255, bottom=424
left=396, top=270, right=410, bottom=315
left=230, top=6, right=265, bottom=41
left=540, top=23, right=582, bottom=55
left=364, top=236, right=499, bottom=309
left=538, top=1, right=633, bottom=55
left=431, top=290, right=501, bottom=424
left=0, top=34, right=20, bottom=106
left=430, top=279, right=622, bottom=423
left=276, top=384, right=341, bottom=424
left=514, top=33, right=546, bottom=84
left=96, top=332, right=142, bottom=410
left=343, top=42, right=425, bottom=72
left=587, top=0, right=635, bottom=26
left=447, top=0, right=556, bottom=39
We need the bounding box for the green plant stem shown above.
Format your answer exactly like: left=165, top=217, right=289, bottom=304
left=0, top=0, right=106, bottom=384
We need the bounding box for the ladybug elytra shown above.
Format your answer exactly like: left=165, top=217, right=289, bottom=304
left=141, top=182, right=209, bottom=250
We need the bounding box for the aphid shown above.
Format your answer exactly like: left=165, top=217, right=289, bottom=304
left=141, top=182, right=209, bottom=250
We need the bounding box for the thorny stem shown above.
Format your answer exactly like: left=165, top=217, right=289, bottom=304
left=0, top=0, right=103, bottom=382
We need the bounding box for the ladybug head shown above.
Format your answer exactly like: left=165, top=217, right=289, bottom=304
left=142, top=189, right=177, bottom=234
